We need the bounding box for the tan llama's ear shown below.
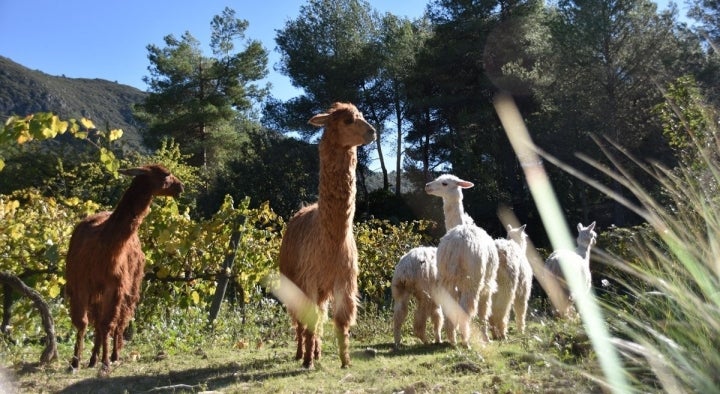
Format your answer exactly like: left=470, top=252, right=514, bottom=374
left=308, top=113, right=330, bottom=127
left=118, top=168, right=146, bottom=177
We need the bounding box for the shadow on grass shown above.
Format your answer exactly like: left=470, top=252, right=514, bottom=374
left=55, top=357, right=308, bottom=394
left=355, top=341, right=453, bottom=358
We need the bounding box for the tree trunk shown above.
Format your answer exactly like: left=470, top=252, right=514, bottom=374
left=208, top=222, right=243, bottom=326
left=0, top=272, right=57, bottom=364
left=394, top=98, right=403, bottom=196
left=375, top=128, right=389, bottom=191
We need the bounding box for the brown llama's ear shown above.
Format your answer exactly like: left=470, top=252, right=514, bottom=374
left=118, top=167, right=147, bottom=177
left=308, top=113, right=330, bottom=127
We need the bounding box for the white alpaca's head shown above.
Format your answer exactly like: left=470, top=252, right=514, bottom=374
left=506, top=224, right=528, bottom=252
left=576, top=221, right=597, bottom=251
left=425, top=174, right=475, bottom=231
left=424, top=174, right=474, bottom=201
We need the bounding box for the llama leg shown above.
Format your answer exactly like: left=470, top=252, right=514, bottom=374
left=333, top=291, right=357, bottom=368
left=69, top=302, right=88, bottom=370
left=314, top=301, right=328, bottom=361
left=301, top=305, right=321, bottom=369
left=392, top=288, right=410, bottom=348
left=88, top=331, right=101, bottom=367
left=71, top=323, right=87, bottom=370
left=294, top=321, right=305, bottom=360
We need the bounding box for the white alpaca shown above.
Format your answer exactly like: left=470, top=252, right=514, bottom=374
left=391, top=247, right=443, bottom=348
left=426, top=174, right=499, bottom=347
left=489, top=224, right=533, bottom=339
left=390, top=175, right=473, bottom=348
left=544, top=221, right=597, bottom=318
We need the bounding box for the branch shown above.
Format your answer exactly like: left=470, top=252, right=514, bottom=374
left=0, top=271, right=57, bottom=364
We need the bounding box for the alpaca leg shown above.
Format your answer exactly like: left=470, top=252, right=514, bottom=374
left=489, top=287, right=515, bottom=340
left=514, top=290, right=530, bottom=334
left=392, top=288, right=410, bottom=348
left=476, top=288, right=493, bottom=343
left=430, top=303, right=444, bottom=344
left=412, top=301, right=429, bottom=344
left=458, top=291, right=478, bottom=348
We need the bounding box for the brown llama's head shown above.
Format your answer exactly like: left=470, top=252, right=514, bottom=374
left=308, top=102, right=376, bottom=147
left=118, top=164, right=184, bottom=197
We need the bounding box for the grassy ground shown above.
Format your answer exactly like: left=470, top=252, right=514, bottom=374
left=0, top=305, right=604, bottom=394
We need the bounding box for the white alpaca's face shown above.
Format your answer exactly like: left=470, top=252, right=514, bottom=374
left=424, top=174, right=474, bottom=198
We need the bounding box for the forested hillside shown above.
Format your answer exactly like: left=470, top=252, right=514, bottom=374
left=0, top=55, right=147, bottom=149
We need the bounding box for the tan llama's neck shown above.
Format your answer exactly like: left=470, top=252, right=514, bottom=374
left=318, top=143, right=357, bottom=236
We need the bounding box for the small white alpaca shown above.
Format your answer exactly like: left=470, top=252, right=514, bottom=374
left=489, top=224, right=533, bottom=339
left=544, top=221, right=597, bottom=318
left=426, top=174, right=499, bottom=347
left=391, top=247, right=443, bottom=348
left=390, top=175, right=474, bottom=348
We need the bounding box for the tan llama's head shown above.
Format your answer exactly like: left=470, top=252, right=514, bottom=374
left=309, top=102, right=376, bottom=147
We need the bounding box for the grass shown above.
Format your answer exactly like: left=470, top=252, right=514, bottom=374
left=1, top=303, right=603, bottom=393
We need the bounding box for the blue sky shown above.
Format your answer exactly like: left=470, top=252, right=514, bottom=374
left=0, top=1, right=682, bottom=101
left=0, top=1, right=426, bottom=100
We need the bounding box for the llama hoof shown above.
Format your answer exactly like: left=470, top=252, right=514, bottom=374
left=301, top=361, right=314, bottom=369
left=97, top=363, right=111, bottom=378
left=341, top=363, right=350, bottom=369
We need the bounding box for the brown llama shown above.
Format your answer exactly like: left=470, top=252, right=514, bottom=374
left=65, top=164, right=183, bottom=374
left=277, top=102, right=376, bottom=369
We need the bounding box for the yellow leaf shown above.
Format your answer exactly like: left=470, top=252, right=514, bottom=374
left=48, top=284, right=61, bottom=298
left=80, top=118, right=95, bottom=129
left=109, top=129, right=123, bottom=141
left=191, top=291, right=200, bottom=305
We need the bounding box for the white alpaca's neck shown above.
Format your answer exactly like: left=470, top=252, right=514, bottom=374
left=575, top=242, right=592, bottom=262
left=442, top=193, right=465, bottom=232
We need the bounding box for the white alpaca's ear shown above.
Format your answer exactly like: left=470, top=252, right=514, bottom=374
left=577, top=223, right=583, bottom=232
left=519, top=224, right=526, bottom=232
left=458, top=180, right=474, bottom=189
left=507, top=224, right=512, bottom=231
left=308, top=113, right=330, bottom=127
left=587, top=221, right=596, bottom=231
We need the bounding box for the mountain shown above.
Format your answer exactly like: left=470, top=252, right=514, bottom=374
left=0, top=55, right=148, bottom=149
